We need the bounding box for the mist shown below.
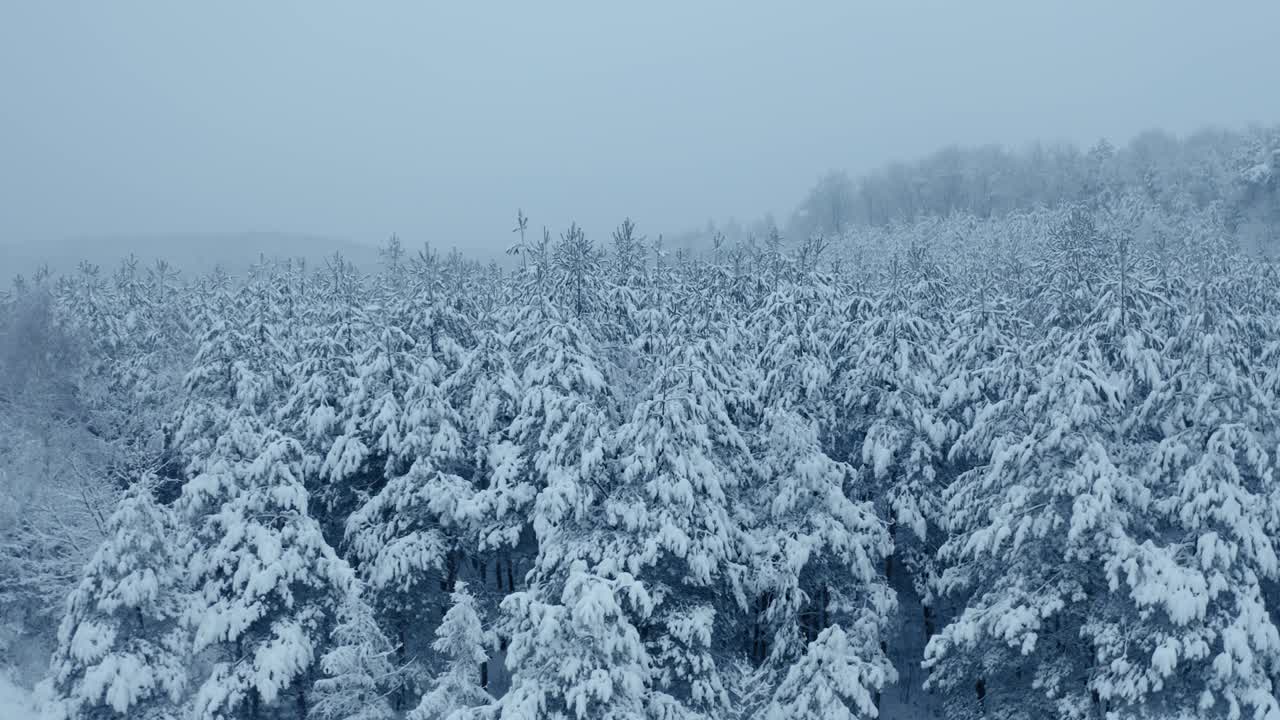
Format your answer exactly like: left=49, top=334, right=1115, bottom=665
left=3, top=0, right=1278, bottom=264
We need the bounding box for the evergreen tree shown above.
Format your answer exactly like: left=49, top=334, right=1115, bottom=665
left=830, top=250, right=951, bottom=600
left=411, top=582, right=493, bottom=720
left=43, top=483, right=188, bottom=720
left=495, top=566, right=655, bottom=720
left=925, top=328, right=1147, bottom=718
left=344, top=365, right=475, bottom=697
left=181, top=423, right=354, bottom=720
left=311, top=588, right=400, bottom=720
left=507, top=305, right=616, bottom=557
left=596, top=336, right=757, bottom=718
left=762, top=625, right=893, bottom=720
left=446, top=321, right=524, bottom=552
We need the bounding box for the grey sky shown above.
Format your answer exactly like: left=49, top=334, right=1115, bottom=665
left=2, top=1, right=1278, bottom=253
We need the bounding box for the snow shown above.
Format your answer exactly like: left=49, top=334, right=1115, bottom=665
left=0, top=672, right=34, bottom=718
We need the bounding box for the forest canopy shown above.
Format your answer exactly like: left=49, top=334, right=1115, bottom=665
left=3, top=125, right=1280, bottom=719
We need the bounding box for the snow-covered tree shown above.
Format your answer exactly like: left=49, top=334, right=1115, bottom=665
left=42, top=483, right=188, bottom=720
left=595, top=335, right=757, bottom=718
left=278, top=299, right=370, bottom=541
left=925, top=328, right=1151, bottom=719
left=748, top=410, right=893, bottom=684
left=506, top=306, right=616, bottom=563
left=830, top=251, right=952, bottom=569
left=553, top=223, right=603, bottom=320
left=181, top=423, right=354, bottom=720
left=311, top=588, right=400, bottom=720
left=174, top=305, right=285, bottom=475
left=744, top=281, right=894, bottom=706
left=1085, top=278, right=1280, bottom=720
left=336, top=322, right=419, bottom=484
left=410, top=582, right=492, bottom=720
left=446, top=321, right=524, bottom=553
left=343, top=363, right=476, bottom=678
left=494, top=566, right=655, bottom=720
left=761, top=625, right=894, bottom=720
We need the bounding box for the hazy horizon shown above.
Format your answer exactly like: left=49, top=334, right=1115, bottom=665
left=3, top=1, right=1279, bottom=254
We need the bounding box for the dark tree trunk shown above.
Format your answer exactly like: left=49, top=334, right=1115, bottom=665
left=396, top=627, right=408, bottom=711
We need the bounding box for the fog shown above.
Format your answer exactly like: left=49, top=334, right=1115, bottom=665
left=2, top=1, right=1278, bottom=259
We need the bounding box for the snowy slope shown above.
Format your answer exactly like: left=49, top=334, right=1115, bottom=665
left=0, top=672, right=35, bottom=718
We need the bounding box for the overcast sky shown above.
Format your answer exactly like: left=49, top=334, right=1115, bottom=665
left=2, top=1, right=1278, bottom=254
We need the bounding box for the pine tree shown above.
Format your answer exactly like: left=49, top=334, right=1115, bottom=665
left=42, top=483, right=188, bottom=720
left=181, top=423, right=354, bottom=720
left=507, top=305, right=616, bottom=556
left=553, top=223, right=602, bottom=320
left=762, top=625, right=893, bottom=720
left=830, top=250, right=951, bottom=601
left=343, top=366, right=476, bottom=701
left=1085, top=278, right=1280, bottom=719
left=596, top=336, right=757, bottom=718
left=925, top=328, right=1147, bottom=718
left=446, top=316, right=527, bottom=625
left=410, top=582, right=493, bottom=720
left=311, top=588, right=400, bottom=720
left=745, top=280, right=893, bottom=702
left=610, top=218, right=648, bottom=285
left=446, top=321, right=524, bottom=552
left=749, top=409, right=894, bottom=690
left=495, top=566, right=655, bottom=720
left=341, top=321, right=420, bottom=481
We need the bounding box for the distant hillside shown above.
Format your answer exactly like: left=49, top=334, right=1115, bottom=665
left=0, top=232, right=382, bottom=280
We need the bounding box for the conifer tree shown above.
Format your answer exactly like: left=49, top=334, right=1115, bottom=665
left=312, top=588, right=400, bottom=720
left=411, top=582, right=493, bottom=720
left=181, top=423, right=354, bottom=720
left=596, top=337, right=757, bottom=718
left=43, top=483, right=188, bottom=720
left=495, top=566, right=655, bottom=720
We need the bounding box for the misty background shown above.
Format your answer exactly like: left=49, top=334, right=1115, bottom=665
left=3, top=0, right=1279, bottom=276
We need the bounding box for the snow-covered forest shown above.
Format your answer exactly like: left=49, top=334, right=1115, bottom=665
left=3, top=126, right=1280, bottom=720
